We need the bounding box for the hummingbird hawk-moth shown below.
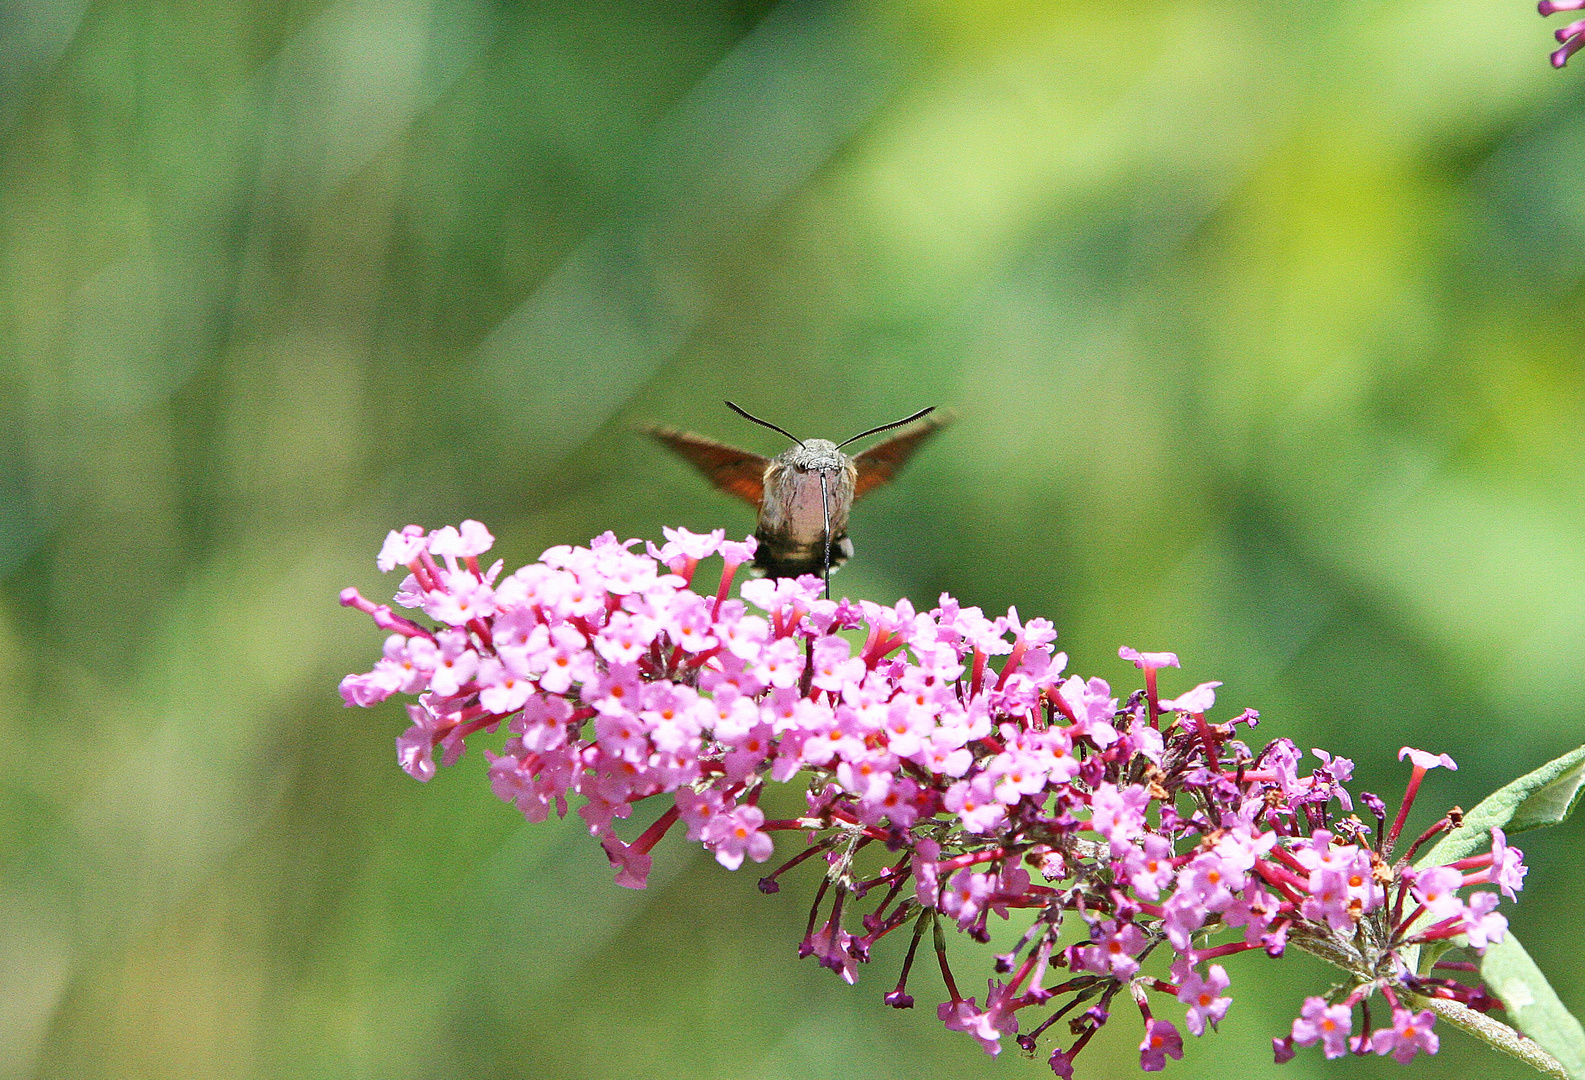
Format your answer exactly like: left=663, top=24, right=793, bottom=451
left=645, top=402, right=952, bottom=584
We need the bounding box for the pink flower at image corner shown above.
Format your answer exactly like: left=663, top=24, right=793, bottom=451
left=1541, top=0, right=1585, bottom=67
left=339, top=521, right=1529, bottom=1077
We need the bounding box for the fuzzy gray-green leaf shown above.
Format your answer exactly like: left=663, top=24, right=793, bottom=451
left=1481, top=931, right=1585, bottom=1080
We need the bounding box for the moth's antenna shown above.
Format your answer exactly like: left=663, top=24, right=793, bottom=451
left=724, top=401, right=804, bottom=447
left=819, top=470, right=832, bottom=600
left=835, top=406, right=936, bottom=449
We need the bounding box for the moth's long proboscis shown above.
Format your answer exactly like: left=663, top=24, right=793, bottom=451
left=820, top=469, right=831, bottom=599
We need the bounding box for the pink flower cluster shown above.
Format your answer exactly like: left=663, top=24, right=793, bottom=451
left=1542, top=0, right=1585, bottom=66
left=340, top=523, right=1528, bottom=1075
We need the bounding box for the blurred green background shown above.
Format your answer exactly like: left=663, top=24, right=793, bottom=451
left=3, top=0, right=1584, bottom=1077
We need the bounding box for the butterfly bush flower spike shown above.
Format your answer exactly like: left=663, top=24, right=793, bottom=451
left=341, top=522, right=1532, bottom=1077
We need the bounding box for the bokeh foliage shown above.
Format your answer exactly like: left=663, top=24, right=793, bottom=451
left=2, top=1, right=1583, bottom=1077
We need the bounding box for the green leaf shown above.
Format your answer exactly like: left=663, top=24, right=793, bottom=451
left=1481, top=931, right=1585, bottom=1080
left=1419, top=744, right=1585, bottom=870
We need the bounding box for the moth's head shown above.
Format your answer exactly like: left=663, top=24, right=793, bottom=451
left=783, top=439, right=845, bottom=472
left=722, top=400, right=940, bottom=476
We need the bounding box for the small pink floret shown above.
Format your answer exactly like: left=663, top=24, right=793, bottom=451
left=1371, top=1008, right=1439, bottom=1063
left=1398, top=746, right=1457, bottom=771
left=1158, top=681, right=1221, bottom=714
left=1119, top=646, right=1181, bottom=670
left=1291, top=996, right=1352, bottom=1059
left=1139, top=1018, right=1183, bottom=1071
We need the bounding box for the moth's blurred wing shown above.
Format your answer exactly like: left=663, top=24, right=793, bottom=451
left=851, top=409, right=954, bottom=500
left=644, top=426, right=768, bottom=506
